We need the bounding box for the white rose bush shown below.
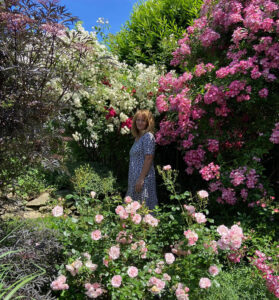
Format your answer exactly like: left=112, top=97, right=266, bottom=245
left=52, top=23, right=162, bottom=155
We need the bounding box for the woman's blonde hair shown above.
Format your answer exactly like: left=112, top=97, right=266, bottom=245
left=131, top=110, right=155, bottom=138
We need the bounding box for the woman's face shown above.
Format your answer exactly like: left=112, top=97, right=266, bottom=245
left=136, top=115, right=147, bottom=132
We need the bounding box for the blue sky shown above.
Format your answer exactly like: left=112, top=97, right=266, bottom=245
left=60, top=0, right=139, bottom=35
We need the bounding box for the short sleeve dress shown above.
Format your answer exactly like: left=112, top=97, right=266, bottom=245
left=126, top=132, right=158, bottom=210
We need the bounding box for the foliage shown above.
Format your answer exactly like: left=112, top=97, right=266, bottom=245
left=70, top=163, right=117, bottom=198
left=8, top=166, right=54, bottom=200
left=200, top=265, right=276, bottom=300
left=0, top=220, right=64, bottom=299
left=155, top=0, right=279, bottom=206
left=107, top=0, right=203, bottom=67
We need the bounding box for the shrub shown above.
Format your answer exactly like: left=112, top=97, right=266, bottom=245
left=49, top=166, right=264, bottom=299
left=107, top=0, right=203, bottom=67
left=155, top=0, right=279, bottom=205
left=0, top=0, right=91, bottom=186
left=71, top=163, right=116, bottom=198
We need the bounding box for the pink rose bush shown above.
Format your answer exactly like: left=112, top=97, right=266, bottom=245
left=155, top=0, right=278, bottom=206
left=51, top=192, right=251, bottom=299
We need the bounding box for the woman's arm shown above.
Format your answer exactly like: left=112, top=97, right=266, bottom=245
left=135, top=154, right=154, bottom=193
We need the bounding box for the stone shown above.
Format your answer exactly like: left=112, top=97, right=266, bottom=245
left=26, top=192, right=50, bottom=207
left=6, top=192, right=14, bottom=200
left=25, top=207, right=35, bottom=211
left=3, top=204, right=18, bottom=212
left=39, top=206, right=51, bottom=212
left=23, top=211, right=42, bottom=219
left=1, top=213, right=16, bottom=220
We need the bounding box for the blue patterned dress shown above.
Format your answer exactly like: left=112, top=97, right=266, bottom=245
left=126, top=132, right=158, bottom=210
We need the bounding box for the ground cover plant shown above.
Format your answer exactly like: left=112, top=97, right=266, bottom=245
left=0, top=221, right=64, bottom=299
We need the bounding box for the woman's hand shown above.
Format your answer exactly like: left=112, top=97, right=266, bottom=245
left=135, top=178, right=144, bottom=193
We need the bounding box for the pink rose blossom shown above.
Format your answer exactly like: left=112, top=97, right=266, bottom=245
left=143, top=214, right=159, bottom=227
left=163, top=273, right=171, bottom=281
left=184, top=229, right=198, bottom=246
left=52, top=206, right=63, bottom=217
left=124, top=196, right=133, bottom=203
left=258, top=88, right=269, bottom=98
left=194, top=212, right=207, bottom=224
left=95, top=214, right=104, bottom=223
left=148, top=276, right=166, bottom=294
left=184, top=205, right=195, bottom=215
left=116, top=231, right=133, bottom=244
left=163, top=165, right=172, bottom=170
left=50, top=275, right=69, bottom=291
left=85, top=261, right=98, bottom=271
left=199, top=277, right=211, bottom=289
left=197, top=190, right=209, bottom=198
left=103, top=258, right=109, bottom=267
left=132, top=213, right=142, bottom=224
left=209, top=265, right=219, bottom=276
left=165, top=253, right=175, bottom=264
left=90, top=191, right=96, bottom=198
left=91, top=230, right=102, bottom=241
left=111, top=275, right=122, bottom=288
left=127, top=266, right=138, bottom=278
left=115, top=205, right=125, bottom=215
left=109, top=246, right=120, bottom=260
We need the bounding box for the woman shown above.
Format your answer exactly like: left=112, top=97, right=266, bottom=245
left=126, top=110, right=158, bottom=210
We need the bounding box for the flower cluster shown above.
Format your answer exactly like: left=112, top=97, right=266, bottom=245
left=85, top=283, right=106, bottom=298
left=155, top=0, right=278, bottom=205
left=217, top=225, right=244, bottom=250
left=270, top=123, right=279, bottom=144
left=251, top=250, right=279, bottom=298
left=50, top=275, right=69, bottom=291
left=56, top=24, right=162, bottom=147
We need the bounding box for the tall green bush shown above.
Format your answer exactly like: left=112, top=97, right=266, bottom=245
left=107, top=0, right=203, bottom=67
